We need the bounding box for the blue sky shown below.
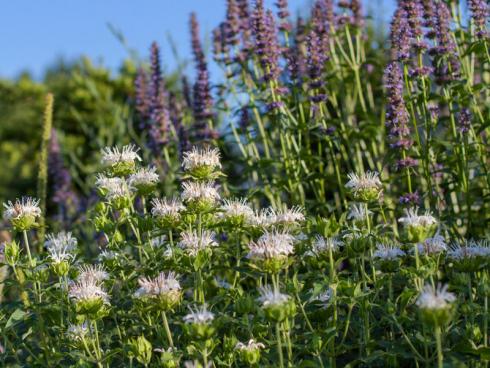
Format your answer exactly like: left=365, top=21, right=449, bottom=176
left=0, top=0, right=395, bottom=80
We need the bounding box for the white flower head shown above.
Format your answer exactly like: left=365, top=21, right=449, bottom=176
left=3, top=197, right=41, bottom=229
left=182, top=146, right=221, bottom=172
left=100, top=144, right=141, bottom=166
left=66, top=322, right=90, bottom=342
left=150, top=235, right=167, bottom=248
left=373, top=243, right=405, bottom=260
left=68, top=279, right=109, bottom=304
left=98, top=250, right=118, bottom=262
left=447, top=239, right=490, bottom=260
left=45, top=232, right=77, bottom=264
left=77, top=264, right=109, bottom=284
left=416, top=283, right=455, bottom=311
left=345, top=171, right=382, bottom=201
left=181, top=181, right=220, bottom=204
left=184, top=361, right=212, bottom=368
left=235, top=339, right=265, bottom=351
left=151, top=198, right=185, bottom=219
left=178, top=230, right=218, bottom=256
left=310, top=287, right=333, bottom=307
left=219, top=198, right=254, bottom=222
left=398, top=207, right=437, bottom=228
left=306, top=235, right=343, bottom=257
left=135, top=272, right=181, bottom=298
left=257, top=286, right=290, bottom=307
left=128, top=166, right=159, bottom=188
left=347, top=203, right=372, bottom=221
left=268, top=206, right=305, bottom=228
left=417, top=234, right=447, bottom=255
left=246, top=208, right=274, bottom=228
left=95, top=175, right=134, bottom=200
left=183, top=304, right=215, bottom=324
left=45, top=231, right=78, bottom=252
left=247, top=231, right=295, bottom=260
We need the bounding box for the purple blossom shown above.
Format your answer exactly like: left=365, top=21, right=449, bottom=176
left=384, top=62, right=413, bottom=149
left=226, top=0, right=241, bottom=46
left=399, top=0, right=424, bottom=39
left=252, top=1, right=281, bottom=82
left=48, top=129, right=79, bottom=222
left=468, top=0, right=489, bottom=38
left=306, top=29, right=327, bottom=91
left=399, top=191, right=420, bottom=205
left=396, top=157, right=419, bottom=170
left=134, top=68, right=151, bottom=124
left=338, top=0, right=364, bottom=28
left=421, top=0, right=437, bottom=39
left=390, top=8, right=412, bottom=61
left=275, top=0, right=292, bottom=31
left=458, top=108, right=472, bottom=134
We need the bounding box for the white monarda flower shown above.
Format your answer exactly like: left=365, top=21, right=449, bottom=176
left=257, top=286, right=290, bottom=307
left=306, top=235, right=343, bottom=257
left=128, top=166, right=159, bottom=188
left=310, top=287, right=333, bottom=306
left=100, top=144, right=141, bottom=166
left=77, top=264, right=109, bottom=284
left=416, top=234, right=447, bottom=255
left=150, top=235, right=167, bottom=248
left=151, top=198, right=185, bottom=218
left=178, top=230, right=218, bottom=256
left=182, top=147, right=221, bottom=171
left=347, top=203, right=372, bottom=221
left=398, top=207, right=437, bottom=227
left=45, top=232, right=78, bottom=252
left=246, top=208, right=274, bottom=228
left=95, top=175, right=134, bottom=200
left=134, top=272, right=181, bottom=298
left=345, top=171, right=382, bottom=201
left=68, top=279, right=110, bottom=304
left=98, top=250, right=117, bottom=261
left=416, top=283, right=455, bottom=311
left=183, top=304, right=215, bottom=324
left=247, top=231, right=295, bottom=260
left=373, top=243, right=406, bottom=260
left=219, top=198, right=254, bottom=221
left=46, top=242, right=75, bottom=265
left=66, top=322, right=90, bottom=342
left=3, top=197, right=41, bottom=221
left=268, top=206, right=305, bottom=228
left=181, top=181, right=220, bottom=203
left=235, top=339, right=265, bottom=351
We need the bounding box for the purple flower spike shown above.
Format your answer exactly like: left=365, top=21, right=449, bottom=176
left=468, top=0, right=489, bottom=38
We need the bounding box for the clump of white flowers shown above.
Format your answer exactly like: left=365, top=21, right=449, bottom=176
left=219, top=198, right=254, bottom=225
left=66, top=322, right=90, bottom=343
left=181, top=181, right=220, bottom=211
left=347, top=203, right=372, bottom=224
left=183, top=304, right=215, bottom=339
left=235, top=339, right=265, bottom=365
left=134, top=272, right=182, bottom=310
left=268, top=206, right=305, bottom=229
left=447, top=240, right=490, bottom=272
left=257, top=286, right=296, bottom=322
left=416, top=234, right=447, bottom=256
left=151, top=197, right=185, bottom=227
left=416, top=283, right=456, bottom=326
left=3, top=197, right=41, bottom=231
left=178, top=230, right=218, bottom=257
left=305, top=235, right=343, bottom=258
left=182, top=146, right=222, bottom=179
left=373, top=243, right=405, bottom=272
left=45, top=232, right=77, bottom=276
left=69, top=278, right=110, bottom=318
left=247, top=231, right=295, bottom=273
left=100, top=144, right=141, bottom=176
left=128, top=166, right=159, bottom=194
left=77, top=264, right=109, bottom=284
left=398, top=207, right=437, bottom=242
left=95, top=175, right=133, bottom=208
left=345, top=171, right=382, bottom=202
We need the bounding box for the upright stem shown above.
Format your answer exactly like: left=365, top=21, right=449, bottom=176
left=161, top=312, right=174, bottom=348
left=275, top=322, right=285, bottom=368
left=434, top=326, right=443, bottom=368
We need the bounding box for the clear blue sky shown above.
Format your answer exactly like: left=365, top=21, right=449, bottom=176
left=0, top=0, right=395, bottom=80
